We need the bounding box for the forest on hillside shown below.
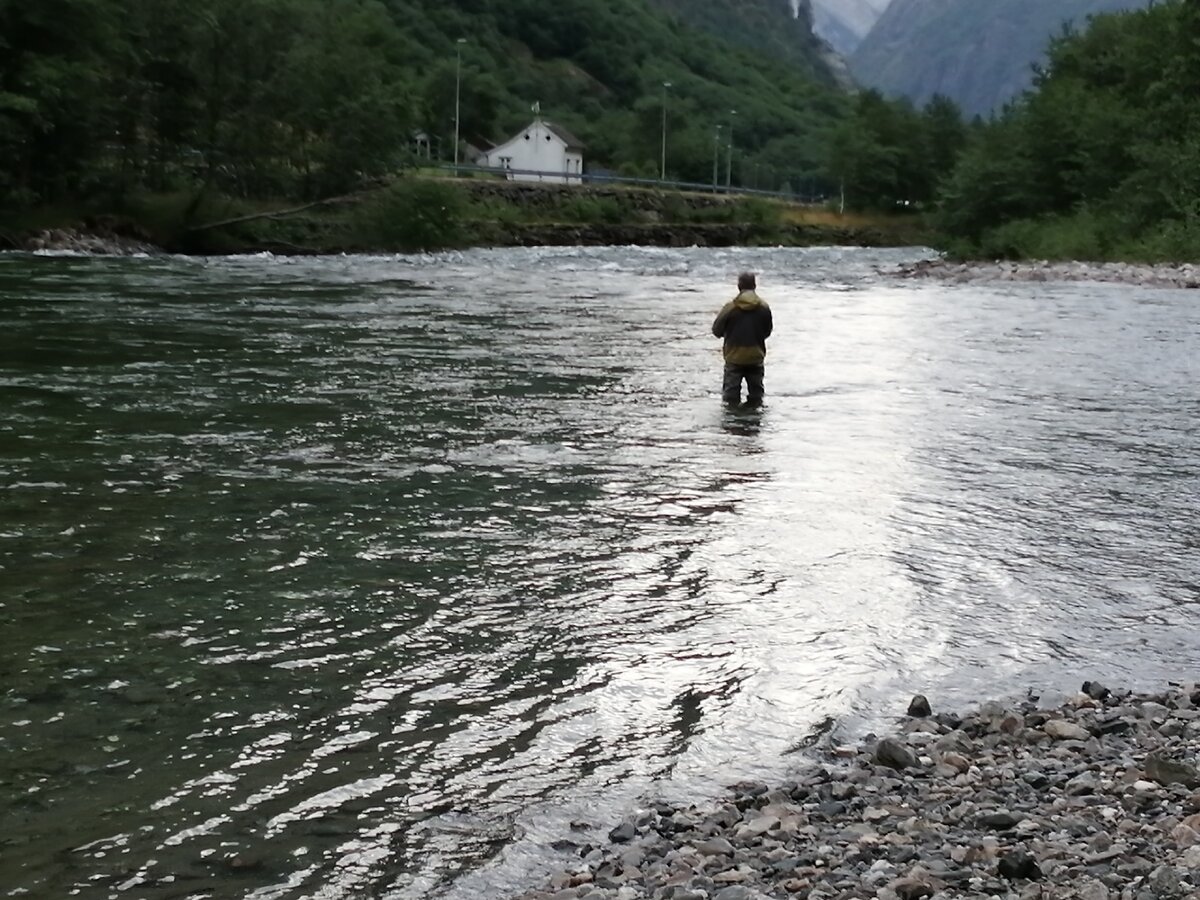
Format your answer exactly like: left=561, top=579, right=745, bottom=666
left=936, top=0, right=1200, bottom=260
left=0, top=0, right=842, bottom=208
left=0, top=0, right=972, bottom=220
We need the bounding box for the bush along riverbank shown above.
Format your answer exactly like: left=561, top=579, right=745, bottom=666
left=514, top=683, right=1200, bottom=900
left=0, top=178, right=929, bottom=256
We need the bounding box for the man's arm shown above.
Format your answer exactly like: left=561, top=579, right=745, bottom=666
left=762, top=304, right=773, bottom=340
left=712, top=301, right=735, bottom=338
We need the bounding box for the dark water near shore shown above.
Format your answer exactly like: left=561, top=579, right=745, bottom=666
left=2, top=247, right=1199, bottom=899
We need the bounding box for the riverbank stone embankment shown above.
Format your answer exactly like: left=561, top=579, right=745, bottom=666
left=515, top=683, right=1200, bottom=900
left=894, top=258, right=1200, bottom=289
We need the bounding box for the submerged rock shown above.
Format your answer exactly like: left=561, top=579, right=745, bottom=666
left=607, top=822, right=636, bottom=844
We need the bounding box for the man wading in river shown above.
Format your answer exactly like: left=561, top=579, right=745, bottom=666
left=712, top=272, right=773, bottom=408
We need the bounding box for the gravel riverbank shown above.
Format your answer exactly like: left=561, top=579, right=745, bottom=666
left=892, top=258, right=1200, bottom=289
left=513, top=684, right=1200, bottom=900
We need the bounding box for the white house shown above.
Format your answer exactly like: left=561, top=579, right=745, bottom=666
left=480, top=118, right=584, bottom=185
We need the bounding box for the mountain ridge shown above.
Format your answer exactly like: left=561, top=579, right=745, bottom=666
left=850, top=0, right=1153, bottom=116
left=810, top=0, right=892, bottom=55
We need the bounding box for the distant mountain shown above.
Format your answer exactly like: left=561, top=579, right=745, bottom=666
left=850, top=0, right=1153, bottom=117
left=809, top=0, right=892, bottom=55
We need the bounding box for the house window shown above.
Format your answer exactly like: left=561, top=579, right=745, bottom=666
left=499, top=157, right=512, bottom=169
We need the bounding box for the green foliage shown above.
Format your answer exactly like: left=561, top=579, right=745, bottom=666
left=935, top=0, right=1200, bottom=262
left=0, top=0, right=866, bottom=211
left=352, top=178, right=468, bottom=251
left=1120, top=219, right=1200, bottom=263
left=735, top=198, right=783, bottom=228
left=825, top=91, right=968, bottom=211
left=974, top=212, right=1107, bottom=261
left=556, top=196, right=628, bottom=225
left=646, top=0, right=833, bottom=82
left=0, top=0, right=417, bottom=206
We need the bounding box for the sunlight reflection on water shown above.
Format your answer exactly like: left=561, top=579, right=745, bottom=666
left=1, top=247, right=1199, bottom=898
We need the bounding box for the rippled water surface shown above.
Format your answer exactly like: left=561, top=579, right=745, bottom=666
left=2, top=247, right=1199, bottom=899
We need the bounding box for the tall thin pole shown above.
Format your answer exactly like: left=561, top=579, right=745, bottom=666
left=660, top=81, right=671, bottom=181
left=725, top=109, right=736, bottom=188
left=712, top=125, right=722, bottom=191
left=453, top=38, right=466, bottom=166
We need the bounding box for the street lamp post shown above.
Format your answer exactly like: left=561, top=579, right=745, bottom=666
left=660, top=81, right=671, bottom=182
left=453, top=38, right=467, bottom=167
left=712, top=124, right=723, bottom=191
left=725, top=109, right=737, bottom=188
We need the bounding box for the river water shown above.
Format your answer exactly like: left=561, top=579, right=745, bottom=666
left=2, top=247, right=1199, bottom=899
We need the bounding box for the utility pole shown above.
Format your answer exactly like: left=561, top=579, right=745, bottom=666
left=660, top=81, right=671, bottom=181
left=725, top=110, right=737, bottom=188
left=453, top=38, right=467, bottom=167
left=712, top=125, right=722, bottom=191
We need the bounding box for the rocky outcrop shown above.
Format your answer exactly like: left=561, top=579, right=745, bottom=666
left=811, top=0, right=893, bottom=55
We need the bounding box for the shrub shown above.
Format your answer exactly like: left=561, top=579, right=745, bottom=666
left=1119, top=219, right=1200, bottom=263
left=352, top=178, right=468, bottom=251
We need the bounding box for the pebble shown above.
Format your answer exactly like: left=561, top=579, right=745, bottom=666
left=515, top=683, right=1200, bottom=900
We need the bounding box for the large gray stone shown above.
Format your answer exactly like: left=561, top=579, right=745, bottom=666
left=907, top=695, right=933, bottom=718
left=875, top=738, right=919, bottom=771
left=1043, top=719, right=1090, bottom=741
left=1146, top=752, right=1200, bottom=789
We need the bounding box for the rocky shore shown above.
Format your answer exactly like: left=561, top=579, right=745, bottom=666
left=11, top=216, right=163, bottom=255
left=490, top=222, right=894, bottom=249
left=515, top=683, right=1200, bottom=900
left=893, top=258, right=1200, bottom=289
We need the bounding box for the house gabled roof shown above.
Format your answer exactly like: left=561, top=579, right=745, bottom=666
left=485, top=119, right=587, bottom=156
left=543, top=120, right=585, bottom=151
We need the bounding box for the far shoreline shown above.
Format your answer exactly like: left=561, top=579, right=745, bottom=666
left=6, top=204, right=1200, bottom=292
left=9, top=231, right=1200, bottom=294
left=890, top=257, right=1200, bottom=290
left=7, top=221, right=918, bottom=259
